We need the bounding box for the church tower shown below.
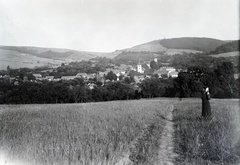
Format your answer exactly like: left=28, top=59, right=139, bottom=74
left=137, top=62, right=144, bottom=73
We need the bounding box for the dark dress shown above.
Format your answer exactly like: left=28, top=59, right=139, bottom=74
left=201, top=92, right=211, bottom=117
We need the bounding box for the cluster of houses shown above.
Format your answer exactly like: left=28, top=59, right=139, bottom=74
left=1, top=67, right=178, bottom=84
left=132, top=66, right=179, bottom=83
left=1, top=57, right=182, bottom=86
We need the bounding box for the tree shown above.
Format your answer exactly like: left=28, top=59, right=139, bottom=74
left=91, top=86, right=105, bottom=101
left=123, top=77, right=132, bottom=84
left=50, top=83, right=70, bottom=103
left=173, top=72, right=192, bottom=98
left=73, top=85, right=91, bottom=103
left=106, top=71, right=117, bottom=81
left=139, top=78, right=166, bottom=98
left=104, top=81, right=135, bottom=100
left=27, top=74, right=36, bottom=81
left=173, top=66, right=217, bottom=98
left=214, top=62, right=236, bottom=97
left=150, top=60, right=158, bottom=70
left=7, top=65, right=10, bottom=71
left=127, top=70, right=137, bottom=83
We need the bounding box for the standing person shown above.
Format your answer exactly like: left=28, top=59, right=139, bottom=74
left=201, top=87, right=211, bottom=117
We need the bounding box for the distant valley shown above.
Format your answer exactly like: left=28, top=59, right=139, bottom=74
left=0, top=37, right=239, bottom=70
left=0, top=46, right=109, bottom=70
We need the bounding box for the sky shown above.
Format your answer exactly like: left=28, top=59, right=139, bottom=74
left=0, top=0, right=239, bottom=52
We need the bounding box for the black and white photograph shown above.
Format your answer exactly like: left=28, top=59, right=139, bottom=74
left=0, top=0, right=239, bottom=164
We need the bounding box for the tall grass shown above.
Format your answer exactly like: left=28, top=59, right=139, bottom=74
left=1, top=98, right=238, bottom=165
left=173, top=99, right=240, bottom=164
left=0, top=100, right=174, bottom=165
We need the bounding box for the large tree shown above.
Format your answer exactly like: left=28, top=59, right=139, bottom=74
left=140, top=77, right=166, bottom=98
left=106, top=71, right=117, bottom=81
left=150, top=60, right=159, bottom=70
left=214, top=61, right=236, bottom=97
left=174, top=66, right=215, bottom=98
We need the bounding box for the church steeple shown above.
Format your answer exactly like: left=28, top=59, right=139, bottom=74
left=137, top=61, right=144, bottom=73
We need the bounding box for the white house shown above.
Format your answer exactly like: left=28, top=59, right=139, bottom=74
left=168, top=71, right=178, bottom=78
left=33, top=74, right=42, bottom=78
left=137, top=63, right=144, bottom=74
left=88, top=83, right=96, bottom=90
left=61, top=76, right=76, bottom=80
left=234, top=73, right=239, bottom=79
left=45, top=76, right=54, bottom=81
left=76, top=73, right=87, bottom=78
left=165, top=67, right=176, bottom=72
left=87, top=73, right=96, bottom=80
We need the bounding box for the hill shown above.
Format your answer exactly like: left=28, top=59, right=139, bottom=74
left=112, top=37, right=226, bottom=64
left=0, top=37, right=235, bottom=70
left=159, top=37, right=225, bottom=52
left=209, top=40, right=239, bottom=54
left=123, top=40, right=167, bottom=52
left=117, top=39, right=204, bottom=54
left=113, top=51, right=159, bottom=65
left=0, top=46, right=106, bottom=70
left=207, top=40, right=239, bottom=58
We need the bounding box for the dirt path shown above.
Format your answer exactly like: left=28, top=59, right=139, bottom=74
left=154, top=104, right=177, bottom=165
left=115, top=104, right=177, bottom=165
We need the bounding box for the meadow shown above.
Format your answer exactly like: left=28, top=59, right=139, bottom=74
left=0, top=99, right=176, bottom=165
left=173, top=98, right=240, bottom=165
left=209, top=51, right=239, bottom=58
left=0, top=98, right=239, bottom=165
left=0, top=49, right=64, bottom=70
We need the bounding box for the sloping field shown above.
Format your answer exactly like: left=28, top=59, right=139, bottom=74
left=209, top=51, right=239, bottom=58
left=0, top=99, right=177, bottom=165
left=118, top=40, right=202, bottom=55
left=0, top=98, right=239, bottom=165
left=124, top=40, right=167, bottom=52
left=0, top=49, right=65, bottom=70
left=164, top=48, right=202, bottom=55
left=0, top=46, right=105, bottom=69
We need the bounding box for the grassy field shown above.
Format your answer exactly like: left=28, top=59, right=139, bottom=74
left=0, top=99, right=176, bottom=165
left=209, top=51, right=239, bottom=58
left=0, top=49, right=64, bottom=70
left=173, top=98, right=240, bottom=165
left=0, top=98, right=239, bottom=165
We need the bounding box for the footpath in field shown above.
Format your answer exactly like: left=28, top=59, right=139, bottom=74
left=154, top=104, right=178, bottom=165
left=115, top=104, right=178, bottom=165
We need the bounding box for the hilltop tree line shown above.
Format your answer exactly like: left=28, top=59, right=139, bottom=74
left=208, top=40, right=240, bottom=54
left=0, top=61, right=239, bottom=104
left=159, top=38, right=225, bottom=52
left=112, top=40, right=239, bottom=67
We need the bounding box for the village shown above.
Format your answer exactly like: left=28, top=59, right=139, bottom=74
left=0, top=58, right=180, bottom=88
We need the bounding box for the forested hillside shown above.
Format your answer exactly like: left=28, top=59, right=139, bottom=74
left=209, top=40, right=239, bottom=54
left=112, top=38, right=229, bottom=64
left=113, top=51, right=162, bottom=65
left=159, top=37, right=225, bottom=52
